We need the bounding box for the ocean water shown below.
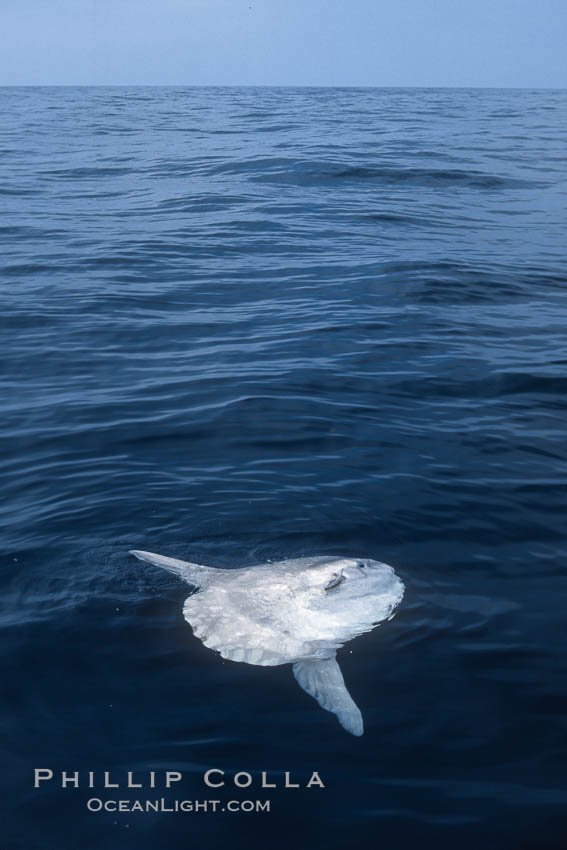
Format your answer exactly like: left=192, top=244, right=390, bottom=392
left=2, top=86, right=567, bottom=850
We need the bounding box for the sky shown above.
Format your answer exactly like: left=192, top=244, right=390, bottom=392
left=1, top=0, right=566, bottom=87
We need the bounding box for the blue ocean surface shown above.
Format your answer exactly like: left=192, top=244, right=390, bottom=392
left=1, top=86, right=567, bottom=850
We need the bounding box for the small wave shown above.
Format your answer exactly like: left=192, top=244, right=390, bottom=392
left=250, top=161, right=542, bottom=189
left=42, top=166, right=134, bottom=179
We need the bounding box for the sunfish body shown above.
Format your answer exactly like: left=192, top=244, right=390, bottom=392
left=129, top=550, right=404, bottom=736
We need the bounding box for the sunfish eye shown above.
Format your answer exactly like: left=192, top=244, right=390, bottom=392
left=325, top=571, right=346, bottom=591
left=356, top=561, right=366, bottom=569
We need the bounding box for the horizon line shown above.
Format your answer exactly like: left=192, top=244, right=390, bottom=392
left=1, top=83, right=566, bottom=90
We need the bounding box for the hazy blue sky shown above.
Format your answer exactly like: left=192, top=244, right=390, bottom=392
left=2, top=0, right=566, bottom=87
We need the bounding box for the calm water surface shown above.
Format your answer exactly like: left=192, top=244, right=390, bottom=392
left=1, top=86, right=567, bottom=850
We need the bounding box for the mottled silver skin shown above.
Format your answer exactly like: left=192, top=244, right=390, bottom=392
left=130, top=550, right=404, bottom=736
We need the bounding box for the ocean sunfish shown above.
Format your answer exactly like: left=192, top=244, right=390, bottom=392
left=129, top=550, right=404, bottom=736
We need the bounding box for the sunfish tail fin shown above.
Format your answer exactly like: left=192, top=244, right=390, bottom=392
left=129, top=549, right=211, bottom=586
left=292, top=657, right=363, bottom=737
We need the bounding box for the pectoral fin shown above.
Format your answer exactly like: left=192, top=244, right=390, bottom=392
left=292, top=657, right=363, bottom=736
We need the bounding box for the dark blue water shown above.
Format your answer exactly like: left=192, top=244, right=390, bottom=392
left=2, top=86, right=567, bottom=850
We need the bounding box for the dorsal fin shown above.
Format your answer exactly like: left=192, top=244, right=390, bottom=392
left=292, top=657, right=363, bottom=736
left=129, top=550, right=212, bottom=586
